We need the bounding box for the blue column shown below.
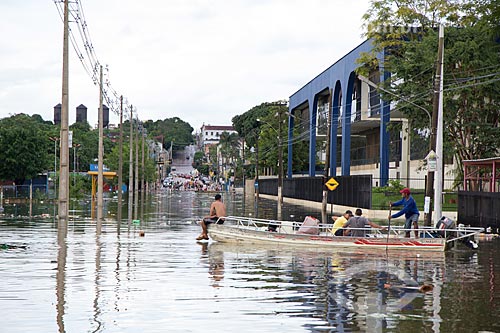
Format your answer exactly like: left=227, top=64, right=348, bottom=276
left=341, top=82, right=353, bottom=176
left=379, top=70, right=391, bottom=186
left=329, top=86, right=340, bottom=177
left=287, top=108, right=295, bottom=178
left=308, top=99, right=317, bottom=176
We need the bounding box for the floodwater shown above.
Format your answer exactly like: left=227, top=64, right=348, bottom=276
left=0, top=191, right=499, bottom=333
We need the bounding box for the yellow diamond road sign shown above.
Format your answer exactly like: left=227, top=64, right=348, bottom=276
left=325, top=177, right=339, bottom=191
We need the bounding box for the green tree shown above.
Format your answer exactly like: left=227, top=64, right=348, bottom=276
left=360, top=0, right=500, bottom=177
left=219, top=132, right=241, bottom=163
left=0, top=114, right=52, bottom=184
left=142, top=117, right=194, bottom=151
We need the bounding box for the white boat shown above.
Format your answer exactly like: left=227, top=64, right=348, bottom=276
left=207, top=216, right=484, bottom=252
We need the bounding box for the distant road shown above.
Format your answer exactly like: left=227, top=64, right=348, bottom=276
left=171, top=144, right=196, bottom=175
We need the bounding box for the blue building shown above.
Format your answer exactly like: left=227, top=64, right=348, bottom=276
left=286, top=39, right=409, bottom=187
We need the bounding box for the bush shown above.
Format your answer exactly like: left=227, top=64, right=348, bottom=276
left=373, top=179, right=405, bottom=194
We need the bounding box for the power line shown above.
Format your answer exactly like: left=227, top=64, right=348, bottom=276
left=52, top=0, right=136, bottom=120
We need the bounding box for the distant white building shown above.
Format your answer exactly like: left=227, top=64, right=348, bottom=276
left=199, top=124, right=237, bottom=154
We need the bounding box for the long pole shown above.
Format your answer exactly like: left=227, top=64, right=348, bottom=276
left=434, top=25, right=445, bottom=223
left=134, top=120, right=139, bottom=220
left=127, top=106, right=134, bottom=227
left=73, top=146, right=76, bottom=186
left=277, top=110, right=283, bottom=209
left=117, top=96, right=124, bottom=230
left=255, top=133, right=259, bottom=199
left=58, top=0, right=70, bottom=225
left=425, top=25, right=445, bottom=227
left=140, top=127, right=145, bottom=220
left=242, top=138, right=246, bottom=198
left=97, top=65, right=104, bottom=225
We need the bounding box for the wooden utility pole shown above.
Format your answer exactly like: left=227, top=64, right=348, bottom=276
left=425, top=25, right=445, bottom=227
left=321, top=89, right=333, bottom=223
left=140, top=127, right=145, bottom=220
left=242, top=138, right=246, bottom=197
left=97, top=65, right=104, bottom=225
left=127, top=106, right=134, bottom=227
left=434, top=25, right=445, bottom=224
left=277, top=109, right=284, bottom=208
left=117, top=96, right=124, bottom=231
left=134, top=120, right=139, bottom=220
left=255, top=134, right=259, bottom=199
left=58, top=0, right=70, bottom=225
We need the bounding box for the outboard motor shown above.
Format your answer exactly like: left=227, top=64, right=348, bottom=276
left=437, top=216, right=477, bottom=249
left=436, top=216, right=456, bottom=237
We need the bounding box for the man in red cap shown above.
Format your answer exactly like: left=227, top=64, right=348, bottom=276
left=389, top=187, right=420, bottom=238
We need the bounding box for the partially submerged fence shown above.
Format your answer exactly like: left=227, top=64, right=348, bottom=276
left=458, top=191, right=500, bottom=231
left=258, top=175, right=372, bottom=209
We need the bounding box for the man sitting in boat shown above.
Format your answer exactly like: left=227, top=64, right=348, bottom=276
left=196, top=194, right=226, bottom=241
left=331, top=210, right=353, bottom=236
left=343, top=209, right=385, bottom=237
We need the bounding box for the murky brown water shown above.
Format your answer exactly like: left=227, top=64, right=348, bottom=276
left=0, top=191, right=499, bottom=332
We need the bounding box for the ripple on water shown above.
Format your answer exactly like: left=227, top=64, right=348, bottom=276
left=0, top=192, right=499, bottom=332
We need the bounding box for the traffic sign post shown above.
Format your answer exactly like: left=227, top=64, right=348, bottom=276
left=325, top=177, right=339, bottom=191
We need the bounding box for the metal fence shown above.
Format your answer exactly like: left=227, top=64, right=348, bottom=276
left=1, top=185, right=49, bottom=199
left=458, top=191, right=500, bottom=231
left=259, top=175, right=372, bottom=209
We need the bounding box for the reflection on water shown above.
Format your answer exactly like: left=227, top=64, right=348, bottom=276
left=0, top=191, right=499, bottom=333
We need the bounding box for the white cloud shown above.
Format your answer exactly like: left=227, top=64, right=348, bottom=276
left=0, top=0, right=371, bottom=131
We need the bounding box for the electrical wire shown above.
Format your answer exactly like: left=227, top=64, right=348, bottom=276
left=52, top=0, right=136, bottom=120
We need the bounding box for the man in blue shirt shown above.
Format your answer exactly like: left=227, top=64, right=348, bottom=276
left=389, top=188, right=420, bottom=238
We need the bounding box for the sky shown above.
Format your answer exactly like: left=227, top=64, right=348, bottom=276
left=0, top=0, right=373, bottom=133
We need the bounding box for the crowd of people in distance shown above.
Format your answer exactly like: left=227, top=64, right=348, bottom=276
left=162, top=174, right=233, bottom=192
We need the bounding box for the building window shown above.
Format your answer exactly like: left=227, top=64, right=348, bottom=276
left=211, top=132, right=213, bottom=136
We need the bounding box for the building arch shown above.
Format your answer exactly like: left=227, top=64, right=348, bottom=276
left=287, top=39, right=391, bottom=186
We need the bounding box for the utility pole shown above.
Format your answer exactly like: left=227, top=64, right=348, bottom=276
left=321, top=89, right=333, bottom=223
left=277, top=109, right=284, bottom=210
left=134, top=120, right=139, bottom=220
left=255, top=133, right=259, bottom=199
left=117, top=96, right=124, bottom=230
left=434, top=25, right=445, bottom=224
left=58, top=0, right=70, bottom=225
left=127, top=106, right=134, bottom=227
left=425, top=25, right=445, bottom=227
left=170, top=140, right=173, bottom=179
left=140, top=127, right=145, bottom=220
left=97, top=65, right=104, bottom=225
left=242, top=138, right=246, bottom=198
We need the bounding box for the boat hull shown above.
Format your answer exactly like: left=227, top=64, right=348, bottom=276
left=208, top=224, right=447, bottom=252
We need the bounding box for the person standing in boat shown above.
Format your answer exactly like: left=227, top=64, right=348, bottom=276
left=389, top=188, right=420, bottom=238
left=343, top=209, right=385, bottom=237
left=196, top=194, right=227, bottom=240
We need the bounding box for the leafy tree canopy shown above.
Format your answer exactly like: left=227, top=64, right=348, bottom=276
left=0, top=114, right=52, bottom=183
left=232, top=101, right=287, bottom=148
left=142, top=117, right=194, bottom=151
left=360, top=0, right=500, bottom=175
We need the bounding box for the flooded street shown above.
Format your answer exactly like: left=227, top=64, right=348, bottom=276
left=1, top=191, right=499, bottom=333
